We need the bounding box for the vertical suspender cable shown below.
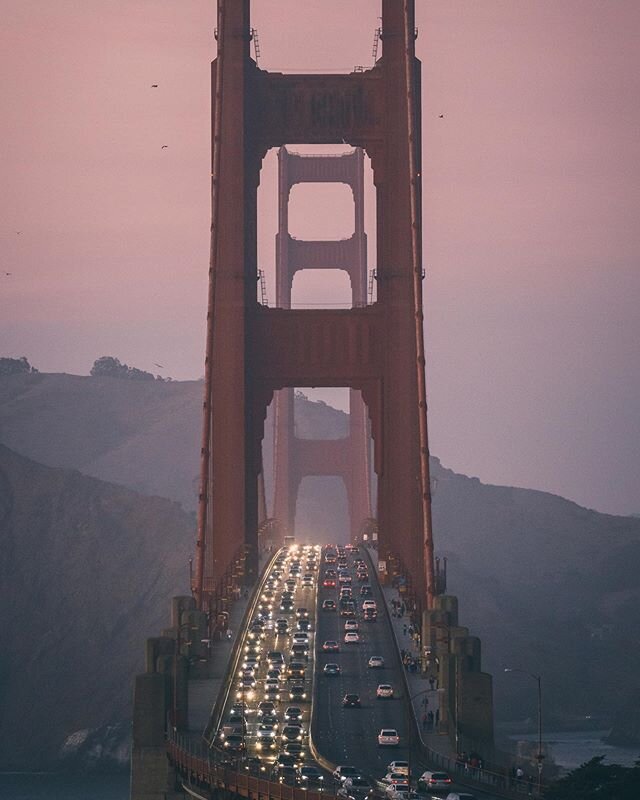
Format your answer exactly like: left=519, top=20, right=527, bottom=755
left=194, top=0, right=227, bottom=611
left=402, top=1, right=436, bottom=610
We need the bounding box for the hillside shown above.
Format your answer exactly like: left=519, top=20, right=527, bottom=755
left=0, top=444, right=192, bottom=769
left=1, top=372, right=639, bottom=763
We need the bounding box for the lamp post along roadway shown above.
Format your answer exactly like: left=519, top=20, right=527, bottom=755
left=504, top=668, right=543, bottom=795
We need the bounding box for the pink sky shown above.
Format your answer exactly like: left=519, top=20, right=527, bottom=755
left=1, top=1, right=639, bottom=515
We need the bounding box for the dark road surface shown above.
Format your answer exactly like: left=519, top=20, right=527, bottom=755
left=313, top=546, right=414, bottom=779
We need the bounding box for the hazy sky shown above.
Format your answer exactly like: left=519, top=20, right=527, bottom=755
left=1, top=1, right=639, bottom=516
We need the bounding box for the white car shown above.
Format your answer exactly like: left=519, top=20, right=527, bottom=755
left=344, top=631, right=360, bottom=644
left=344, top=620, right=359, bottom=632
left=368, top=655, right=385, bottom=668
left=378, top=729, right=400, bottom=746
left=417, top=771, right=453, bottom=792
left=362, top=599, right=377, bottom=610
left=381, top=772, right=409, bottom=787
left=376, top=683, right=394, bottom=698
left=386, top=787, right=418, bottom=800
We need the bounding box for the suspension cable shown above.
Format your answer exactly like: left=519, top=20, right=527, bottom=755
left=194, top=0, right=227, bottom=611
left=402, top=0, right=436, bottom=610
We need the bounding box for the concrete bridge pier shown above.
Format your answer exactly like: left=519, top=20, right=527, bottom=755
left=423, top=595, right=494, bottom=754
left=131, top=601, right=207, bottom=800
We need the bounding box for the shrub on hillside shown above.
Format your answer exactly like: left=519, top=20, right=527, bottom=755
left=90, top=356, right=161, bottom=381
left=0, top=357, right=38, bottom=376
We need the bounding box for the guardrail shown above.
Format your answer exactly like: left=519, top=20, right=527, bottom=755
left=204, top=547, right=284, bottom=743
left=168, top=731, right=336, bottom=800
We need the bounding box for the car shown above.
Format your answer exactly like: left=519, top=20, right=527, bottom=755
left=277, top=753, right=297, bottom=767
left=281, top=725, right=304, bottom=742
left=363, top=608, right=378, bottom=621
left=267, top=651, right=286, bottom=666
left=339, top=776, right=374, bottom=799
left=257, top=701, right=276, bottom=716
left=261, top=713, right=278, bottom=726
left=296, top=607, right=309, bottom=618
left=289, top=684, right=308, bottom=702
left=386, top=761, right=409, bottom=776
left=288, top=662, right=306, bottom=680
left=256, top=724, right=277, bottom=748
left=290, top=643, right=309, bottom=660
left=332, top=765, right=360, bottom=783
left=385, top=791, right=420, bottom=800
left=264, top=684, right=281, bottom=701
left=292, top=632, right=309, bottom=644
left=362, top=599, right=377, bottom=611
left=342, top=693, right=361, bottom=708
left=377, top=684, right=394, bottom=698
left=223, top=734, right=245, bottom=751
left=340, top=603, right=357, bottom=618
left=323, top=662, right=341, bottom=676
left=382, top=772, right=409, bottom=788
left=267, top=668, right=283, bottom=681
left=242, top=656, right=259, bottom=670
left=229, top=703, right=246, bottom=718
left=280, top=599, right=294, bottom=611
left=322, top=640, right=340, bottom=652
left=276, top=765, right=298, bottom=785
left=360, top=585, right=373, bottom=597
left=344, top=631, right=360, bottom=643
left=282, top=741, right=305, bottom=759
left=284, top=706, right=303, bottom=722
left=368, top=656, right=384, bottom=668
left=238, top=675, right=257, bottom=690
left=323, top=577, right=337, bottom=587
left=297, top=618, right=311, bottom=631
left=417, top=772, right=453, bottom=792
left=275, top=619, right=289, bottom=634
left=444, top=795, right=479, bottom=800
left=378, top=729, right=400, bottom=746
left=302, top=576, right=314, bottom=587
left=322, top=599, right=337, bottom=611
left=344, top=620, right=359, bottom=632
left=298, top=765, right=324, bottom=786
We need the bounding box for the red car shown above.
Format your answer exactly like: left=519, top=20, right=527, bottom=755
left=322, top=640, right=340, bottom=653
left=323, top=578, right=336, bottom=588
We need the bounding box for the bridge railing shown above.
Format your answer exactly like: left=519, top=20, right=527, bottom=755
left=167, top=730, right=336, bottom=800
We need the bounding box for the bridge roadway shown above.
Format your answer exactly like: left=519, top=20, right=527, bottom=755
left=313, top=545, right=502, bottom=800
left=211, top=543, right=501, bottom=799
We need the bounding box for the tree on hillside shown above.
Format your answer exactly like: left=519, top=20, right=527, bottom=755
left=90, top=356, right=161, bottom=381
left=543, top=756, right=640, bottom=799
left=0, top=356, right=38, bottom=375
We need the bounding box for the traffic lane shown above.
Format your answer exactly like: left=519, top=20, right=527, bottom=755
left=314, top=555, right=413, bottom=782
left=362, top=549, right=502, bottom=800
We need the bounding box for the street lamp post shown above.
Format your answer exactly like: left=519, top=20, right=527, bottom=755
left=504, top=668, right=543, bottom=796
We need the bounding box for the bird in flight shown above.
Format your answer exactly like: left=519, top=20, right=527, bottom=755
left=151, top=84, right=158, bottom=88
left=154, top=363, right=164, bottom=369
left=161, top=145, right=168, bottom=149
left=438, top=114, right=444, bottom=118
left=4, top=272, right=12, bottom=276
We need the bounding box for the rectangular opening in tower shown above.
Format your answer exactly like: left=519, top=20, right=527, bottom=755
left=257, top=145, right=377, bottom=309
left=250, top=1, right=376, bottom=74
